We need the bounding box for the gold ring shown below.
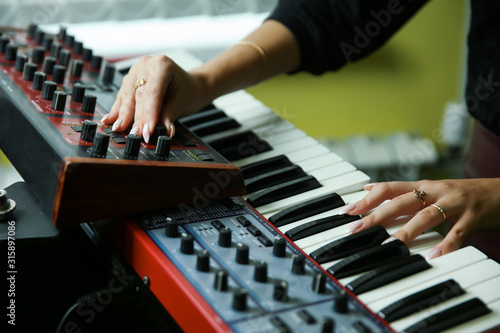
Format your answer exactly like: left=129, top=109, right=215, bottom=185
left=413, top=189, right=426, bottom=209
left=431, top=203, right=446, bottom=221
left=134, top=78, right=147, bottom=90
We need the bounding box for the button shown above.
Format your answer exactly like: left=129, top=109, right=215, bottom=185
left=210, top=219, right=224, bottom=231
left=297, top=309, right=317, bottom=324
left=246, top=225, right=261, bottom=237
left=196, top=153, right=214, bottom=162
left=236, top=216, right=251, bottom=227
left=257, top=235, right=272, bottom=247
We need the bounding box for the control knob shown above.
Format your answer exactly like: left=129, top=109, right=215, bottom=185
left=80, top=120, right=97, bottom=142
left=32, top=71, right=46, bottom=91
left=273, top=281, right=288, bottom=302
left=32, top=46, right=45, bottom=64
left=91, top=132, right=110, bottom=157
left=196, top=250, right=210, bottom=272
left=52, top=65, right=66, bottom=84
left=15, top=54, right=27, bottom=72
left=218, top=227, right=232, bottom=248
left=71, top=84, right=86, bottom=103
left=41, top=81, right=57, bottom=100
left=235, top=243, right=249, bottom=265
left=272, top=237, right=287, bottom=258
left=5, top=44, right=17, bottom=61
left=253, top=261, right=268, bottom=283
left=232, top=289, right=248, bottom=312
left=164, top=217, right=179, bottom=238
left=180, top=233, right=194, bottom=255
left=51, top=91, right=67, bottom=111
left=214, top=270, right=228, bottom=292
left=42, top=56, right=56, bottom=74
left=82, top=95, right=97, bottom=113
left=155, top=136, right=171, bottom=159
left=22, top=63, right=37, bottom=81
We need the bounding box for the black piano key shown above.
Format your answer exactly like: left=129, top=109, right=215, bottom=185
left=189, top=117, right=241, bottom=137
left=310, top=226, right=389, bottom=264
left=269, top=192, right=345, bottom=227
left=346, top=254, right=431, bottom=295
left=327, top=239, right=409, bottom=279
left=378, top=279, right=465, bottom=322
left=285, top=214, right=361, bottom=241
left=209, top=131, right=272, bottom=161
left=178, top=108, right=227, bottom=127
left=240, top=155, right=294, bottom=180
left=246, top=175, right=321, bottom=208
left=244, top=165, right=307, bottom=193
left=402, top=298, right=491, bottom=333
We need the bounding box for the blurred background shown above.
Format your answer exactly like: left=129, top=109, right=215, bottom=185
left=1, top=0, right=469, bottom=189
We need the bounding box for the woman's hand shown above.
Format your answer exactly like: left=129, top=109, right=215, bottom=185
left=101, top=55, right=209, bottom=143
left=343, top=178, right=500, bottom=259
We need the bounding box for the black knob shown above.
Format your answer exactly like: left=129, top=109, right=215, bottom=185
left=155, top=136, right=171, bottom=159
left=71, top=84, right=85, bottom=103
left=41, top=81, right=57, bottom=100
left=273, top=281, right=288, bottom=302
left=196, top=250, right=210, bottom=272
left=218, top=227, right=232, bottom=248
left=42, top=35, right=53, bottom=51
left=82, top=48, right=93, bottom=62
left=27, top=24, right=38, bottom=38
left=71, top=59, right=84, bottom=77
left=4, top=44, right=17, bottom=61
left=102, top=63, right=115, bottom=85
left=80, top=120, right=97, bottom=142
left=34, top=29, right=45, bottom=44
left=50, top=42, right=61, bottom=58
left=15, top=54, right=27, bottom=72
left=51, top=91, right=67, bottom=111
left=164, top=217, right=179, bottom=238
left=180, top=233, right=194, bottom=255
left=0, top=36, right=9, bottom=53
left=150, top=124, right=167, bottom=145
left=57, top=26, right=66, bottom=41
left=124, top=134, right=142, bottom=158
left=291, top=254, right=306, bottom=275
left=73, top=41, right=83, bottom=54
left=32, top=71, right=46, bottom=90
left=319, top=318, right=335, bottom=333
left=214, top=270, right=228, bottom=292
left=334, top=291, right=349, bottom=314
left=22, top=62, right=37, bottom=81
left=232, top=289, right=248, bottom=312
left=253, top=261, right=268, bottom=283
left=91, top=132, right=110, bottom=157
left=58, top=49, right=71, bottom=66
left=42, top=56, right=56, bottom=74
left=91, top=55, right=102, bottom=69
left=64, top=34, right=74, bottom=47
left=272, top=237, right=287, bottom=258
left=235, top=243, right=249, bottom=265
left=32, top=46, right=45, bottom=64
left=312, top=273, right=327, bottom=294
left=52, top=65, right=66, bottom=84
left=82, top=95, right=97, bottom=113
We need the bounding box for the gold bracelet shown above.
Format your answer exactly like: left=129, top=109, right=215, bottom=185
left=233, top=40, right=267, bottom=64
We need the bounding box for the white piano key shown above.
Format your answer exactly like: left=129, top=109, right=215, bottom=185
left=225, top=103, right=271, bottom=119
left=362, top=246, right=489, bottom=307
left=444, top=298, right=500, bottom=333
left=297, top=151, right=343, bottom=172
left=212, top=90, right=257, bottom=111
left=391, top=274, right=500, bottom=332
left=254, top=171, right=370, bottom=215
left=255, top=128, right=307, bottom=147
left=233, top=136, right=320, bottom=167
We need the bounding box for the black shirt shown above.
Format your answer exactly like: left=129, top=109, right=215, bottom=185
left=268, top=0, right=500, bottom=136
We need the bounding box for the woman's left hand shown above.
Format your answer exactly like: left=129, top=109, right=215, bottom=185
left=343, top=178, right=500, bottom=259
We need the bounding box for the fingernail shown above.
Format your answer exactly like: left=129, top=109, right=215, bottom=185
left=143, top=123, right=150, bottom=143
left=382, top=236, right=397, bottom=245
left=363, top=183, right=376, bottom=190
left=112, top=119, right=122, bottom=131
left=347, top=219, right=364, bottom=231
left=169, top=123, right=176, bottom=137
left=340, top=203, right=356, bottom=214
left=130, top=127, right=139, bottom=135
left=101, top=114, right=110, bottom=123
left=427, top=248, right=442, bottom=260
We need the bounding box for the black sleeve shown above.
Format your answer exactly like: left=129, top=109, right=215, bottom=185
left=267, top=0, right=429, bottom=75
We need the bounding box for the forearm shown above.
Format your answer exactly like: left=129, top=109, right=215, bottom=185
left=190, top=19, right=300, bottom=103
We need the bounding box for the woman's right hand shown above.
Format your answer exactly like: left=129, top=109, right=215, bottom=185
left=101, top=54, right=210, bottom=143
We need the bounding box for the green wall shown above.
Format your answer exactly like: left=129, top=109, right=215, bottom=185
left=247, top=0, right=468, bottom=143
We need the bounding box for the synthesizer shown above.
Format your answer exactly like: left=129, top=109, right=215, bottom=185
left=0, top=25, right=244, bottom=226
left=103, top=65, right=500, bottom=331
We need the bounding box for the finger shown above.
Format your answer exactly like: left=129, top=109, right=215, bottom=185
left=349, top=181, right=419, bottom=215
left=355, top=191, right=426, bottom=232
left=105, top=66, right=139, bottom=131
left=427, top=213, right=474, bottom=259
left=133, top=55, right=173, bottom=143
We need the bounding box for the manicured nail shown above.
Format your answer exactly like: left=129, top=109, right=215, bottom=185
left=111, top=119, right=122, bottom=131
left=143, top=123, right=150, bottom=143
left=427, top=248, right=442, bottom=260
left=382, top=236, right=397, bottom=245
left=130, top=127, right=139, bottom=135
left=170, top=123, right=176, bottom=137
left=101, top=114, right=110, bottom=123
left=347, top=219, right=364, bottom=231
left=363, top=183, right=376, bottom=190
left=340, top=203, right=356, bottom=214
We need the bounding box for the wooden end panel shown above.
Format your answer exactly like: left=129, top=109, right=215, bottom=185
left=52, top=157, right=245, bottom=226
